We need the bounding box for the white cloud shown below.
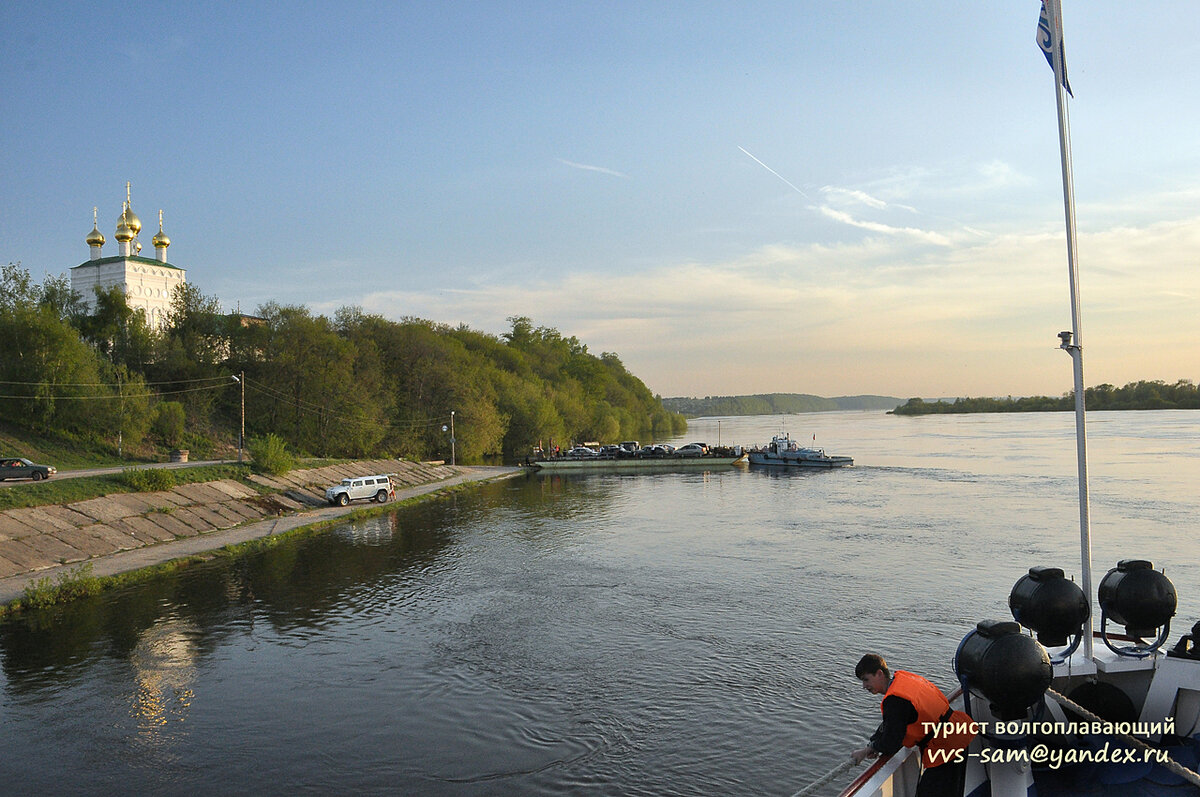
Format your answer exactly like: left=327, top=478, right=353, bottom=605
left=342, top=215, right=1200, bottom=399
left=817, top=206, right=953, bottom=246
left=820, top=186, right=888, bottom=210
left=556, top=159, right=629, bottom=178
left=975, top=159, right=1029, bottom=190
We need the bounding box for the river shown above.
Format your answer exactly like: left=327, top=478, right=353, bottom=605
left=2, top=410, right=1198, bottom=795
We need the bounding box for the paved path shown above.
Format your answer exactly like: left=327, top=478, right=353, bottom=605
left=0, top=459, right=230, bottom=489
left=0, top=464, right=523, bottom=604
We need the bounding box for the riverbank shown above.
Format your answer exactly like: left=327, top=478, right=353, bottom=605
left=0, top=459, right=523, bottom=605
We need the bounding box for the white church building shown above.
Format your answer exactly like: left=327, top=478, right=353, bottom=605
left=70, top=183, right=186, bottom=329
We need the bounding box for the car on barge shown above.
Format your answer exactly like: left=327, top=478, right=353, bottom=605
left=527, top=443, right=746, bottom=471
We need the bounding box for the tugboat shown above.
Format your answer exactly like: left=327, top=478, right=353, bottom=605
left=747, top=433, right=853, bottom=468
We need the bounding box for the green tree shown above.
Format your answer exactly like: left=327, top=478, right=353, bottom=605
left=150, top=283, right=228, bottom=424
left=153, top=401, right=187, bottom=447
left=38, top=273, right=87, bottom=323
left=255, top=304, right=386, bottom=456
left=0, top=267, right=110, bottom=436
left=98, top=362, right=153, bottom=451
left=0, top=262, right=38, bottom=312
left=79, top=285, right=158, bottom=372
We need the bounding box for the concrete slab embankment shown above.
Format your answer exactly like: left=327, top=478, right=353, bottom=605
left=0, top=461, right=523, bottom=603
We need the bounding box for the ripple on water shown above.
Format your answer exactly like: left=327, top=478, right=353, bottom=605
left=3, top=412, right=1199, bottom=795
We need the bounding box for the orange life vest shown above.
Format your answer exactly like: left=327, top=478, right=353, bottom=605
left=883, top=670, right=976, bottom=768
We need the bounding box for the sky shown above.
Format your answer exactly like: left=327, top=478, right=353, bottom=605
left=3, top=2, right=1198, bottom=400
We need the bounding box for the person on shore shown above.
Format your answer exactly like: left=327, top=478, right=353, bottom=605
left=850, top=653, right=974, bottom=797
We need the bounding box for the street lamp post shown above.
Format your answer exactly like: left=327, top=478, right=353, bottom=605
left=442, top=411, right=457, bottom=466
left=231, top=372, right=244, bottom=464
left=117, top=370, right=124, bottom=459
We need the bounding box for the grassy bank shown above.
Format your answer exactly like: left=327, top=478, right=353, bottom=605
left=0, top=425, right=135, bottom=470
left=0, top=464, right=259, bottom=511
left=0, top=481, right=479, bottom=618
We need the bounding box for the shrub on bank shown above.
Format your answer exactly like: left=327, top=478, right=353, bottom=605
left=248, top=434, right=294, bottom=475
left=122, top=466, right=177, bottom=491
left=22, top=563, right=103, bottom=609
left=153, top=401, right=186, bottom=447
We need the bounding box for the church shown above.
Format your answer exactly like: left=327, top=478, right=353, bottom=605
left=70, top=183, right=186, bottom=329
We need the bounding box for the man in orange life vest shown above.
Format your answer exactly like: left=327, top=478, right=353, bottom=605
left=851, top=653, right=975, bottom=797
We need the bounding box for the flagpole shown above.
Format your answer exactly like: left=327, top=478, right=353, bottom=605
left=1046, top=0, right=1094, bottom=661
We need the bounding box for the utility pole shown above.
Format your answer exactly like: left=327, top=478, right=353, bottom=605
left=117, top=370, right=123, bottom=459
left=231, top=372, right=245, bottom=464
left=450, top=410, right=456, bottom=466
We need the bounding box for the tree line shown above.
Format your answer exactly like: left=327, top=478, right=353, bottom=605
left=663, top=393, right=902, bottom=417
left=1, top=263, right=686, bottom=462
left=891, top=380, right=1200, bottom=415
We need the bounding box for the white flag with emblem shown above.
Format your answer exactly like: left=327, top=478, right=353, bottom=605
left=1037, top=1, right=1073, bottom=97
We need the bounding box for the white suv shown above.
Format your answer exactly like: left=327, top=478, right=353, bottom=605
left=325, top=474, right=397, bottom=506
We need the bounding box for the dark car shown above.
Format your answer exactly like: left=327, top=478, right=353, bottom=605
left=640, top=444, right=675, bottom=457
left=0, top=457, right=57, bottom=481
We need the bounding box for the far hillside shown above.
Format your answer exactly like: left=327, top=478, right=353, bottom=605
left=1, top=264, right=686, bottom=465
left=663, top=393, right=902, bottom=417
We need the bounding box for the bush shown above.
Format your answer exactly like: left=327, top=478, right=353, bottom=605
left=153, top=401, right=186, bottom=447
left=23, top=563, right=103, bottom=609
left=248, top=433, right=294, bottom=475
left=122, top=466, right=177, bottom=491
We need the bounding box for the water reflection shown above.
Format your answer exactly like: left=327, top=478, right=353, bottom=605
left=0, top=413, right=1197, bottom=795
left=746, top=463, right=848, bottom=479
left=129, top=616, right=198, bottom=732
left=0, top=481, right=620, bottom=682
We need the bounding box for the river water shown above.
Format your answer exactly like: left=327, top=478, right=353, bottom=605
left=1, top=410, right=1198, bottom=796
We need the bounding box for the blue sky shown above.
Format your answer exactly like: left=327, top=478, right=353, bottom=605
left=3, top=2, right=1198, bottom=399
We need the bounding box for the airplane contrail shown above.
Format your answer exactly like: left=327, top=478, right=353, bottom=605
left=738, top=146, right=810, bottom=199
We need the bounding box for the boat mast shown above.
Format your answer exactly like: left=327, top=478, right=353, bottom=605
left=1045, top=0, right=1094, bottom=661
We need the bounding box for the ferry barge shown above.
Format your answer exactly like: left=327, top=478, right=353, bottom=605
left=527, top=443, right=747, bottom=471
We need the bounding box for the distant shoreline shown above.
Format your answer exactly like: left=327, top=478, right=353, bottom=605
left=663, top=393, right=902, bottom=418
left=890, top=380, right=1199, bottom=415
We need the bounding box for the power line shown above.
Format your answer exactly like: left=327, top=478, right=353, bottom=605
left=242, top=376, right=455, bottom=433
left=0, top=383, right=231, bottom=401
left=0, top=371, right=463, bottom=435
left=0, top=374, right=234, bottom=388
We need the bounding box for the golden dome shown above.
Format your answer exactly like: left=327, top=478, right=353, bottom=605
left=152, top=209, right=170, bottom=248
left=115, top=222, right=134, bottom=243
left=119, top=204, right=142, bottom=236
left=86, top=224, right=105, bottom=247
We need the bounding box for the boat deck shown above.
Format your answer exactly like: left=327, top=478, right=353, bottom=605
left=1008, top=733, right=1200, bottom=796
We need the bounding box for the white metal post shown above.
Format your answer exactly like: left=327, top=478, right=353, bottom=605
left=1047, top=0, right=1094, bottom=661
